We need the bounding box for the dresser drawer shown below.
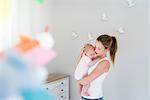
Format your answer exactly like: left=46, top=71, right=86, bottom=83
left=45, top=77, right=69, bottom=89
left=46, top=85, right=68, bottom=96
left=55, top=92, right=69, bottom=100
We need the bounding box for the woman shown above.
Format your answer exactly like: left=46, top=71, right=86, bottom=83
left=77, top=34, right=118, bottom=100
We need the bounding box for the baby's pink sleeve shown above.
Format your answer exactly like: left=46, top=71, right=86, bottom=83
left=74, top=55, right=91, bottom=80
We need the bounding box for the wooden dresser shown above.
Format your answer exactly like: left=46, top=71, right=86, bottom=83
left=44, top=73, right=70, bottom=100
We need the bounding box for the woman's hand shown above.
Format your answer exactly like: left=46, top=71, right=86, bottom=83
left=78, top=78, right=89, bottom=86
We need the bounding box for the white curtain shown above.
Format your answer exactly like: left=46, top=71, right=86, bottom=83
left=0, top=0, right=33, bottom=52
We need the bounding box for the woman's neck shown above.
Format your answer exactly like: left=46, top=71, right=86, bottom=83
left=92, top=55, right=105, bottom=60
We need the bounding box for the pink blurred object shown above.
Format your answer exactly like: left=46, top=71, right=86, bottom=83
left=0, top=52, right=4, bottom=59
left=24, top=46, right=56, bottom=65
left=44, top=25, right=49, bottom=32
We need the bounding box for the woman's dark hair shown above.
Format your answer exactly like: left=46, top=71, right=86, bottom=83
left=96, top=34, right=118, bottom=63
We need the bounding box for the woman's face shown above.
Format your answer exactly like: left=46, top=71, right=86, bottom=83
left=95, top=40, right=108, bottom=57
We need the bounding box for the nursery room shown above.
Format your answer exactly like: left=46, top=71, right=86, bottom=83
left=0, top=0, right=149, bottom=100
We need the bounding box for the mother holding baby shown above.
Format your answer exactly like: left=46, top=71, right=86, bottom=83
left=74, top=34, right=118, bottom=100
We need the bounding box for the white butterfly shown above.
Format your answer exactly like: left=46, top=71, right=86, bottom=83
left=126, top=0, right=135, bottom=8
left=87, top=32, right=94, bottom=41
left=117, top=27, right=125, bottom=34
left=72, top=32, right=79, bottom=39
left=102, top=13, right=109, bottom=21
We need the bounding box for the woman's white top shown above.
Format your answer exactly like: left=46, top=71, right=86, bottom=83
left=82, top=57, right=110, bottom=99
left=74, top=55, right=91, bottom=80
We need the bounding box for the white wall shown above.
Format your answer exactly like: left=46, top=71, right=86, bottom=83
left=32, top=0, right=54, bottom=34
left=48, top=0, right=150, bottom=100
left=148, top=0, right=150, bottom=98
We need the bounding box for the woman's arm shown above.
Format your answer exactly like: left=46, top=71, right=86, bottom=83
left=78, top=60, right=110, bottom=85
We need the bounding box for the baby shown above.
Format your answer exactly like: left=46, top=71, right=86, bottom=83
left=74, top=44, right=99, bottom=96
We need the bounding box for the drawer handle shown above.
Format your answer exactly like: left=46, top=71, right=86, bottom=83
left=61, top=82, right=64, bottom=84
left=61, top=89, right=64, bottom=91
left=61, top=96, right=63, bottom=98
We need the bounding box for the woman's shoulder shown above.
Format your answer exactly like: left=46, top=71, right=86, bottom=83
left=97, top=57, right=110, bottom=72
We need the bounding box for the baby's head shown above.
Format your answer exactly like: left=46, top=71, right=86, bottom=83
left=84, top=44, right=96, bottom=59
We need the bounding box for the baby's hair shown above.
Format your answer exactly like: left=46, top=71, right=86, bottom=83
left=84, top=43, right=93, bottom=47
left=83, top=43, right=94, bottom=52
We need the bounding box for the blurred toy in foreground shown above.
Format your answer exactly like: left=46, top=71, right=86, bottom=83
left=0, top=27, right=56, bottom=100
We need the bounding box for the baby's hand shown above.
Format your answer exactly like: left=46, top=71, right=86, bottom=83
left=80, top=46, right=85, bottom=56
